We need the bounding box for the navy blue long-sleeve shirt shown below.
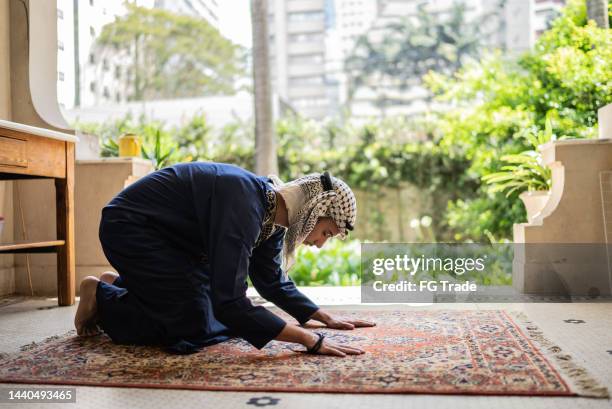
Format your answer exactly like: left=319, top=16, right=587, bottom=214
left=103, top=162, right=319, bottom=350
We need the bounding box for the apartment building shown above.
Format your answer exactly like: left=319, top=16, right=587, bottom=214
left=268, top=0, right=379, bottom=119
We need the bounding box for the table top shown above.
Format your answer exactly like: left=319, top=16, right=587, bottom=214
left=0, top=119, right=79, bottom=143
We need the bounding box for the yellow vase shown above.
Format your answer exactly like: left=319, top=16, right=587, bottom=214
left=118, top=133, right=141, bottom=157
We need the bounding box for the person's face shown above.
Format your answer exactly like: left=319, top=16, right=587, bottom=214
left=303, top=217, right=341, bottom=248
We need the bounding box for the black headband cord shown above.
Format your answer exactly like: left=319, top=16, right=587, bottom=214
left=320, top=171, right=333, bottom=191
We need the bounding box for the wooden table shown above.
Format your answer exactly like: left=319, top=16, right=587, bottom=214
left=0, top=119, right=77, bottom=306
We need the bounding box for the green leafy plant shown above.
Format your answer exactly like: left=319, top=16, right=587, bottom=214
left=101, top=138, right=119, bottom=157
left=142, top=129, right=176, bottom=170
left=482, top=115, right=555, bottom=196
left=80, top=111, right=475, bottom=242
left=289, top=239, right=361, bottom=286
left=482, top=152, right=551, bottom=196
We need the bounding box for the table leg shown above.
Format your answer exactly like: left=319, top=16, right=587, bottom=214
left=55, top=142, right=75, bottom=306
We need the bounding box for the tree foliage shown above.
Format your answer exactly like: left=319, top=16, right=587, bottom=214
left=95, top=4, right=246, bottom=101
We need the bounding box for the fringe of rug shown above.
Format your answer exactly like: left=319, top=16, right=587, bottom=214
left=508, top=311, right=609, bottom=399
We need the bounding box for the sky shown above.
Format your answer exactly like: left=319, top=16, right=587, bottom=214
left=218, top=1, right=253, bottom=48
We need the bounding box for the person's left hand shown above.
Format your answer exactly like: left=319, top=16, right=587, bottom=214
left=308, top=309, right=376, bottom=330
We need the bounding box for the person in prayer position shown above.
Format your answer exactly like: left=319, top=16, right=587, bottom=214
left=74, top=162, right=374, bottom=356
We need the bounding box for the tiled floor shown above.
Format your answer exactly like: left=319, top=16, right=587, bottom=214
left=0, top=287, right=611, bottom=409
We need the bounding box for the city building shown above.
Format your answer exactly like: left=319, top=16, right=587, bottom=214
left=268, top=0, right=378, bottom=120
left=268, top=0, right=330, bottom=120
left=503, top=0, right=566, bottom=53
left=330, top=0, right=380, bottom=118
left=533, top=0, right=567, bottom=37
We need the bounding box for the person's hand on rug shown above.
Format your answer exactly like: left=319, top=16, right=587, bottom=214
left=309, top=335, right=364, bottom=357
left=308, top=309, right=376, bottom=330
left=276, top=322, right=365, bottom=357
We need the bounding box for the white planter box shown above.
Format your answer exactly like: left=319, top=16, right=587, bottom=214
left=519, top=190, right=551, bottom=223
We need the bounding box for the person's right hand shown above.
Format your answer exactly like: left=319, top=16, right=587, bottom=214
left=314, top=338, right=365, bottom=357
left=278, top=324, right=366, bottom=357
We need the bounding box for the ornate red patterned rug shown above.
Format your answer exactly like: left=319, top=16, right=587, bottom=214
left=0, top=310, right=607, bottom=397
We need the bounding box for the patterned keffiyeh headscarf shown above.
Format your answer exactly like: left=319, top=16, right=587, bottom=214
left=267, top=172, right=357, bottom=274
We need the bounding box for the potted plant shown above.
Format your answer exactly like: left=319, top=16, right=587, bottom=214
left=482, top=118, right=555, bottom=223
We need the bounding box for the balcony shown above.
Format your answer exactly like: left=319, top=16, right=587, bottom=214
left=288, top=63, right=325, bottom=77
left=287, top=41, right=325, bottom=55
left=287, top=19, right=325, bottom=34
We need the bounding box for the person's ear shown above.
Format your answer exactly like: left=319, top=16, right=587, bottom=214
left=331, top=219, right=341, bottom=235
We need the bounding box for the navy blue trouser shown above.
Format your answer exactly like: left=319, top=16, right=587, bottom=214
left=96, top=207, right=230, bottom=353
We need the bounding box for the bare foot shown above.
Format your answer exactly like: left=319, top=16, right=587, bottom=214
left=99, top=271, right=119, bottom=285
left=74, top=276, right=101, bottom=336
